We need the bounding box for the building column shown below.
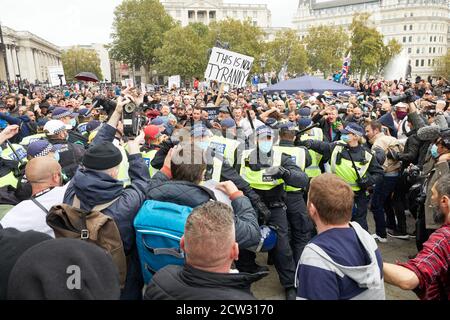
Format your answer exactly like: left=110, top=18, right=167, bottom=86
left=9, top=46, right=18, bottom=77
left=32, top=49, right=40, bottom=82
left=5, top=46, right=15, bottom=79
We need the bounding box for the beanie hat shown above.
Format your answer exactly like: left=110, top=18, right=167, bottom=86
left=7, top=238, right=120, bottom=300
left=86, top=120, right=101, bottom=133
left=0, top=228, right=52, bottom=300
left=82, top=142, right=122, bottom=170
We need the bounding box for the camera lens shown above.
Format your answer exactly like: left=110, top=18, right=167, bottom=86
left=124, top=102, right=136, bottom=113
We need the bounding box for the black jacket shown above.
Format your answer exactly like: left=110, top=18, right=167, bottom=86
left=398, top=130, right=423, bottom=169
left=144, top=265, right=265, bottom=300
left=147, top=181, right=260, bottom=249
left=47, top=138, right=85, bottom=179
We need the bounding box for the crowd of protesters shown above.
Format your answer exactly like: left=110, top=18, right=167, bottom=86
left=0, top=74, right=449, bottom=301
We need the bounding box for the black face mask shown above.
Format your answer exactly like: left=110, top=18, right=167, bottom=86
left=379, top=110, right=388, bottom=116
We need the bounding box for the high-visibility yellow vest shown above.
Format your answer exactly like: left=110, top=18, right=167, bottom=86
left=240, top=149, right=284, bottom=191
left=300, top=127, right=323, bottom=178
left=1, top=144, right=28, bottom=163
left=209, top=135, right=240, bottom=165
left=273, top=145, right=306, bottom=192
left=330, top=142, right=373, bottom=192
left=0, top=171, right=18, bottom=188
left=117, top=144, right=130, bottom=187
left=19, top=133, right=46, bottom=146
left=141, top=149, right=159, bottom=178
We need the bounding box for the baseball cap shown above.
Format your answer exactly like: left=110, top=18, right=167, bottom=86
left=256, top=125, right=273, bottom=138
left=43, top=120, right=67, bottom=136
left=27, top=140, right=55, bottom=159
left=220, top=118, right=236, bottom=129
left=78, top=108, right=91, bottom=117
left=219, top=106, right=230, bottom=114
left=51, top=107, right=77, bottom=120
left=144, top=125, right=161, bottom=142
left=340, top=123, right=365, bottom=137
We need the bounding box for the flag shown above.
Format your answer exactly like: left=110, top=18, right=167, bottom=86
left=340, top=53, right=351, bottom=84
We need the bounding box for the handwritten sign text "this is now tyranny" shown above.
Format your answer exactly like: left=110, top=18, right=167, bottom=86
left=204, top=47, right=254, bottom=88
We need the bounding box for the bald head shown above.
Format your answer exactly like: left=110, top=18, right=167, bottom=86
left=26, top=157, right=62, bottom=194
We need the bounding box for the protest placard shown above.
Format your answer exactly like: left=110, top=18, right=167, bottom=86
left=47, top=66, right=66, bottom=87
left=203, top=106, right=221, bottom=121
left=168, top=75, right=181, bottom=89
left=204, top=48, right=254, bottom=88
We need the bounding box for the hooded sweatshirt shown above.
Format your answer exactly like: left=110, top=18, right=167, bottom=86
left=295, top=222, right=385, bottom=300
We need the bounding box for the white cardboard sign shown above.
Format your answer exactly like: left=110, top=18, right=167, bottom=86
left=204, top=47, right=254, bottom=88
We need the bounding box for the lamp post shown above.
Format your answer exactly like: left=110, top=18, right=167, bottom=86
left=0, top=21, right=10, bottom=91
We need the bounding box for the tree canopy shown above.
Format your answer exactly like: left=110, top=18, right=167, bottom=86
left=61, top=47, right=103, bottom=81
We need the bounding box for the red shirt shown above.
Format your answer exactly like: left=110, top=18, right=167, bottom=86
left=399, top=224, right=450, bottom=300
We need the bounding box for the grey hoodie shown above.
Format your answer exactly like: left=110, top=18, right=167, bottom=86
left=296, top=222, right=386, bottom=300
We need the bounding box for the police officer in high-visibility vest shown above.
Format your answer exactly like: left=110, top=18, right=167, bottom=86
left=299, top=123, right=384, bottom=230
left=275, top=123, right=313, bottom=263
left=0, top=125, right=23, bottom=189
left=140, top=125, right=164, bottom=178
left=296, top=110, right=324, bottom=178
left=238, top=125, right=309, bottom=300
left=209, top=118, right=241, bottom=169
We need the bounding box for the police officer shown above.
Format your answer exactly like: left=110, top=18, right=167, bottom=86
left=44, top=120, right=85, bottom=180
left=296, top=109, right=324, bottom=178
left=238, top=125, right=309, bottom=300
left=299, top=122, right=384, bottom=230
left=275, top=123, right=313, bottom=264
left=0, top=125, right=22, bottom=189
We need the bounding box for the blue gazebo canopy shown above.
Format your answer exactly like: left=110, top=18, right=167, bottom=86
left=262, top=75, right=357, bottom=95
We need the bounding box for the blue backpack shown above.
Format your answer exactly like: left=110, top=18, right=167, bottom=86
left=134, top=200, right=192, bottom=285
left=134, top=182, right=217, bottom=284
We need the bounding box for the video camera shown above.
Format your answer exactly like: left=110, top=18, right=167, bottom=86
left=122, top=100, right=146, bottom=138
left=389, top=88, right=417, bottom=105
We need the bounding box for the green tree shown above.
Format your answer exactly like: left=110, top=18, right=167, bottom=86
left=266, top=29, right=308, bottom=75
left=155, top=23, right=210, bottom=79
left=304, top=25, right=349, bottom=77
left=435, top=49, right=450, bottom=79
left=109, top=0, right=175, bottom=78
left=61, top=47, right=103, bottom=81
left=350, top=13, right=385, bottom=79
left=207, top=18, right=265, bottom=73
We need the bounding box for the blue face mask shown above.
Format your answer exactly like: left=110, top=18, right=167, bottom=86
left=259, top=141, right=273, bottom=154
left=196, top=141, right=209, bottom=150
left=53, top=151, right=60, bottom=162
left=341, top=134, right=351, bottom=143
left=70, top=119, right=77, bottom=128
left=431, top=144, right=440, bottom=159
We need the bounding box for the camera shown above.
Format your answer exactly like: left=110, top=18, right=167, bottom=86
left=122, top=101, right=145, bottom=138
left=404, top=164, right=421, bottom=184
left=389, top=88, right=417, bottom=105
